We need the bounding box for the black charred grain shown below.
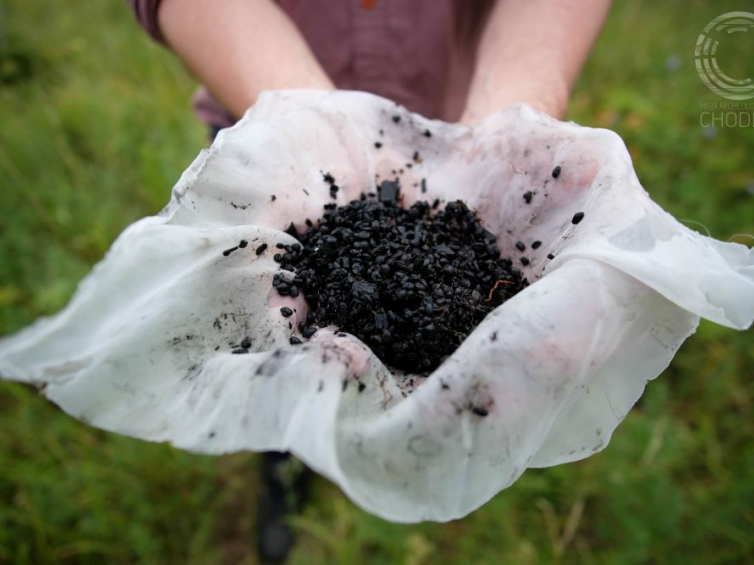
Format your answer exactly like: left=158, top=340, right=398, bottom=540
left=273, top=181, right=527, bottom=372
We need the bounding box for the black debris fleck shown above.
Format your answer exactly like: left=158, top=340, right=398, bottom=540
left=552, top=165, right=562, bottom=178
left=572, top=212, right=585, bottom=225
left=375, top=141, right=383, bottom=149
left=547, top=253, right=555, bottom=260
left=515, top=241, right=525, bottom=252
left=523, top=191, right=533, bottom=204
left=378, top=179, right=400, bottom=203
left=392, top=115, right=401, bottom=123
left=531, top=240, right=542, bottom=249
left=323, top=172, right=335, bottom=184
left=223, top=246, right=239, bottom=257
left=239, top=240, right=248, bottom=248
left=421, top=178, right=427, bottom=193
left=289, top=336, right=303, bottom=345
left=255, top=243, right=268, bottom=256
left=270, top=194, right=277, bottom=202
left=471, top=405, right=489, bottom=417
left=520, top=257, right=530, bottom=266
left=301, top=325, right=317, bottom=338
left=423, top=129, right=432, bottom=138
left=358, top=382, right=366, bottom=393
left=272, top=179, right=527, bottom=372
left=232, top=335, right=252, bottom=354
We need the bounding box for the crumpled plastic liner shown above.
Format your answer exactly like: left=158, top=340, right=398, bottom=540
left=1, top=91, right=753, bottom=523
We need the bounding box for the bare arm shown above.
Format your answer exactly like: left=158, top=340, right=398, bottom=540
left=158, top=0, right=334, bottom=119
left=461, top=0, right=611, bottom=123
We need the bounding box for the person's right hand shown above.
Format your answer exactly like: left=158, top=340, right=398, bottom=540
left=159, top=0, right=334, bottom=120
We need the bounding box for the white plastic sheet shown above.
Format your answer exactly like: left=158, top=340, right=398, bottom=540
left=1, top=90, right=753, bottom=522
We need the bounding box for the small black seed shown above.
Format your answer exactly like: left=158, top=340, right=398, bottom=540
left=255, top=243, right=268, bottom=256
left=392, top=115, right=401, bottom=123
left=374, top=142, right=382, bottom=148
left=521, top=257, right=530, bottom=266
left=572, top=212, right=585, bottom=224
left=523, top=191, right=533, bottom=204
left=358, top=382, right=366, bottom=392
left=515, top=241, right=525, bottom=252
left=280, top=307, right=293, bottom=318
left=289, top=336, right=302, bottom=345
left=552, top=165, right=562, bottom=178
left=270, top=194, right=277, bottom=201
left=239, top=240, right=248, bottom=248
left=531, top=241, right=542, bottom=249
left=547, top=253, right=555, bottom=260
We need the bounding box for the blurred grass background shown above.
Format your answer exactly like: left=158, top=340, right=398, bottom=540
left=0, top=0, right=752, bottom=563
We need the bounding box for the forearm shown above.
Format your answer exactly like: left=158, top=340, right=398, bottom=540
left=462, top=0, right=611, bottom=123
left=158, top=0, right=334, bottom=119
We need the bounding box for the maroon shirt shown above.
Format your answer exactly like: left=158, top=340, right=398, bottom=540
left=127, top=0, right=490, bottom=127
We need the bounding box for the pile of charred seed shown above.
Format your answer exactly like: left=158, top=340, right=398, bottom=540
left=272, top=179, right=528, bottom=372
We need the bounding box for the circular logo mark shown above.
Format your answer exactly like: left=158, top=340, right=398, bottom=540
left=695, top=11, right=754, bottom=100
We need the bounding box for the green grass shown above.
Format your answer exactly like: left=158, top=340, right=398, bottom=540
left=1, top=0, right=752, bottom=563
